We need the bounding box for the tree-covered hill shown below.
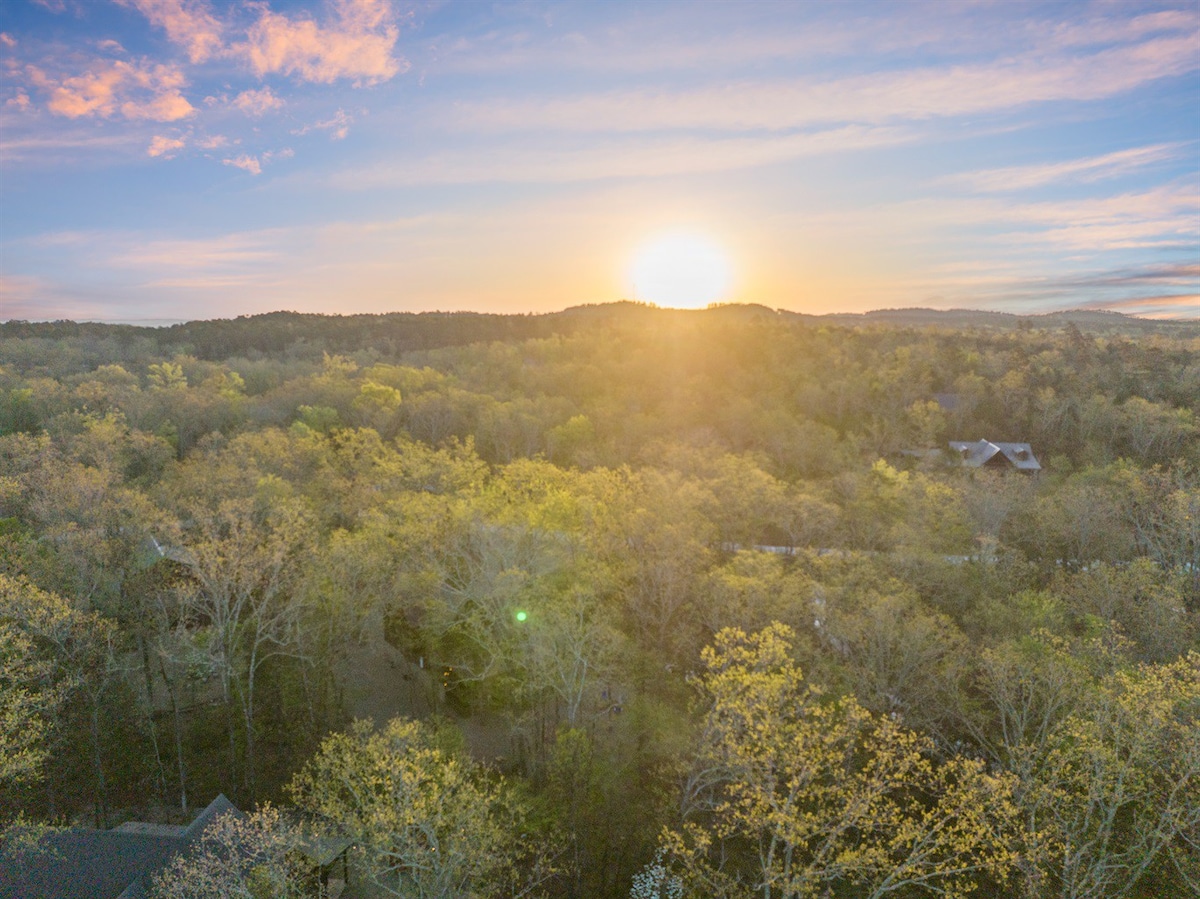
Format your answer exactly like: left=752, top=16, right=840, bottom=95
left=1, top=306, right=1197, bottom=898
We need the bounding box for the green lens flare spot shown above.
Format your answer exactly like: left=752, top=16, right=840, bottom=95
left=515, top=610, right=528, bottom=622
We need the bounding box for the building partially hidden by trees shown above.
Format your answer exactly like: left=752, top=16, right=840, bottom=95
left=1, top=795, right=239, bottom=898
left=948, top=439, right=1042, bottom=471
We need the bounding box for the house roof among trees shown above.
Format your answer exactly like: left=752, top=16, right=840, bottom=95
left=0, top=795, right=242, bottom=899
left=949, top=439, right=1042, bottom=471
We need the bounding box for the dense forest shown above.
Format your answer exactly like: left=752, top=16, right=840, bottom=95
left=1, top=304, right=1198, bottom=898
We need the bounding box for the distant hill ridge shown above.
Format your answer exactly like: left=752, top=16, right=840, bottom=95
left=3, top=303, right=1195, bottom=361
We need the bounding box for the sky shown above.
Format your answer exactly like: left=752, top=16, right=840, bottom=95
left=0, top=0, right=1197, bottom=323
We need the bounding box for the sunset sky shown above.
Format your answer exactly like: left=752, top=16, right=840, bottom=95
left=1, top=0, right=1197, bottom=323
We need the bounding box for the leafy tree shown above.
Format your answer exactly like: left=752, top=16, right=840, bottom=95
left=0, top=573, right=115, bottom=819
left=666, top=624, right=1019, bottom=899
left=168, top=476, right=316, bottom=800
left=149, top=805, right=308, bottom=899
left=290, top=717, right=555, bottom=899
left=147, top=361, right=187, bottom=391
left=1027, top=655, right=1200, bottom=898
left=0, top=619, right=53, bottom=788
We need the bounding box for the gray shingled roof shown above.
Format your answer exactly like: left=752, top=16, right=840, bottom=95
left=948, top=439, right=1041, bottom=471
left=0, top=831, right=181, bottom=899
left=0, top=795, right=241, bottom=899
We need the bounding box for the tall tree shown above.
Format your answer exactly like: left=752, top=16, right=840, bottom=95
left=171, top=484, right=315, bottom=801
left=291, top=717, right=555, bottom=899
left=665, top=624, right=1019, bottom=899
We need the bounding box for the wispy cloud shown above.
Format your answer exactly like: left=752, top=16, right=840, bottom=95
left=1043, top=9, right=1198, bottom=49
left=947, top=143, right=1188, bottom=192
left=879, top=181, right=1199, bottom=253
left=291, top=108, right=353, bottom=140
left=334, top=124, right=912, bottom=188
left=105, top=231, right=281, bottom=269
left=1055, top=263, right=1200, bottom=289
left=0, top=122, right=145, bottom=163
left=1081, top=294, right=1200, bottom=319
left=1006, top=182, right=1200, bottom=250
left=447, top=31, right=1200, bottom=134
left=0, top=274, right=108, bottom=322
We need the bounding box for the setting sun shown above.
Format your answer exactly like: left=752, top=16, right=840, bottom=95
left=629, top=232, right=734, bottom=309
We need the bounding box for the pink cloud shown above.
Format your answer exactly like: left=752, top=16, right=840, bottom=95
left=196, top=133, right=229, bottom=149
left=292, top=107, right=352, bottom=139
left=6, top=92, right=31, bottom=111
left=0, top=33, right=16, bottom=49
left=218, top=146, right=290, bottom=173
left=28, top=58, right=194, bottom=122
left=223, top=153, right=262, bottom=175
left=147, top=134, right=185, bottom=157
left=117, top=0, right=223, bottom=64
left=232, top=85, right=284, bottom=116
left=234, top=0, right=406, bottom=86
left=1082, top=294, right=1200, bottom=319
left=0, top=274, right=107, bottom=323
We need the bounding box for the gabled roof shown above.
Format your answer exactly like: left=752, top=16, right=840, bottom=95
left=0, top=795, right=240, bottom=899
left=180, top=793, right=241, bottom=842
left=0, top=831, right=182, bottom=899
left=948, top=439, right=1041, bottom=471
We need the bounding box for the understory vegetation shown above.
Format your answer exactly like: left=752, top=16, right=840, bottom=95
left=1, top=305, right=1198, bottom=898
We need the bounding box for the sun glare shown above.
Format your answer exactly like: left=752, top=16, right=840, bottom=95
left=629, top=232, right=733, bottom=309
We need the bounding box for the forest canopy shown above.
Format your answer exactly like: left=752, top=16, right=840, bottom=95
left=1, top=303, right=1197, bottom=898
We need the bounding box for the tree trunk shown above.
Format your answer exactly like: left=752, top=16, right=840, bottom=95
left=90, top=695, right=109, bottom=828
left=158, top=655, right=188, bottom=813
